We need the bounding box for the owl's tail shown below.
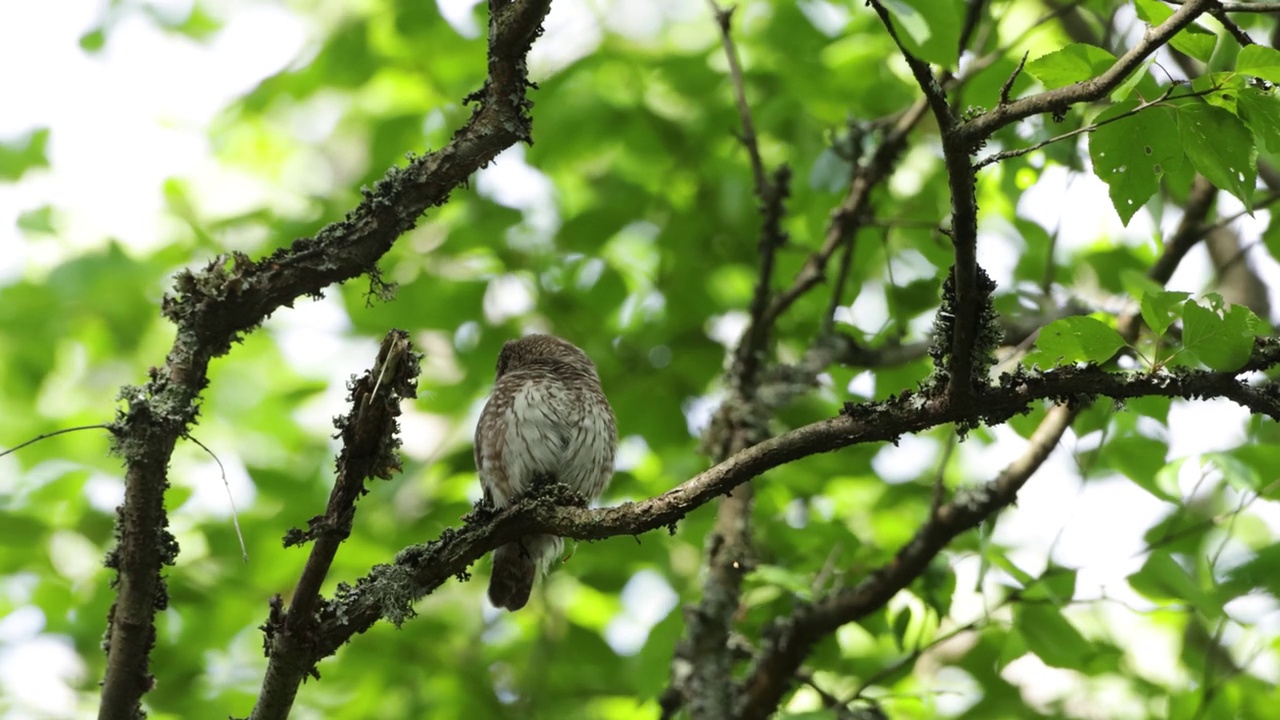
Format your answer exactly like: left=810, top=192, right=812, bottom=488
left=489, top=534, right=563, bottom=611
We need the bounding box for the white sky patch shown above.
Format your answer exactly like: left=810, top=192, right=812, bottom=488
left=1017, top=165, right=1157, bottom=253
left=530, top=0, right=603, bottom=75
left=173, top=455, right=258, bottom=523
left=483, top=273, right=536, bottom=323
left=475, top=145, right=561, bottom=248
left=846, top=369, right=875, bottom=398
left=398, top=406, right=453, bottom=462
left=614, top=434, right=649, bottom=473
left=683, top=392, right=722, bottom=438
left=604, top=569, right=678, bottom=655
left=84, top=472, right=126, bottom=514
left=840, top=280, right=890, bottom=335
left=0, top=1, right=308, bottom=269
left=1167, top=399, right=1250, bottom=457
left=706, top=311, right=749, bottom=349
left=798, top=0, right=851, bottom=37
left=602, top=0, right=665, bottom=41
left=0, top=631, right=85, bottom=719
left=871, top=435, right=938, bottom=484
left=437, top=0, right=482, bottom=39
left=266, top=293, right=357, bottom=377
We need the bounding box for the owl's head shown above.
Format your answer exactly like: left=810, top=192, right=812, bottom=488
left=495, top=334, right=599, bottom=378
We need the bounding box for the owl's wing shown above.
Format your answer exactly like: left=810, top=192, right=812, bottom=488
left=475, top=389, right=506, bottom=507
left=559, top=388, right=617, bottom=502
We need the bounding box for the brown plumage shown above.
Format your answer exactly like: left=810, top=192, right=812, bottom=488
left=474, top=334, right=617, bottom=611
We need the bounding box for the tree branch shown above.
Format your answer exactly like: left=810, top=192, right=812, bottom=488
left=270, top=356, right=1280, bottom=680
left=679, top=5, right=791, bottom=715
left=867, top=0, right=985, bottom=406
left=250, top=331, right=419, bottom=720
left=958, top=0, right=1216, bottom=146
left=764, top=99, right=930, bottom=326
left=1166, top=0, right=1280, bottom=13
left=735, top=402, right=1075, bottom=719
left=96, top=2, right=553, bottom=717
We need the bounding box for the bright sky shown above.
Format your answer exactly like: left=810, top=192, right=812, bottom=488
left=2, top=0, right=1278, bottom=718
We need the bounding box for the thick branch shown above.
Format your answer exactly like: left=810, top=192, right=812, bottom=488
left=97, top=2, right=552, bottom=717
left=868, top=0, right=985, bottom=405
left=682, top=5, right=791, bottom=715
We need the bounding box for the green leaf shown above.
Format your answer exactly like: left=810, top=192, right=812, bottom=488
left=1121, top=269, right=1166, bottom=301
left=1105, top=435, right=1171, bottom=492
left=0, top=127, right=50, bottom=182
left=892, top=606, right=913, bottom=650
left=1236, top=45, right=1280, bottom=84
left=0, top=513, right=50, bottom=547
left=1177, top=103, right=1256, bottom=210
left=1128, top=552, right=1222, bottom=618
left=752, top=564, right=813, bottom=599
left=16, top=205, right=57, bottom=234
left=1089, top=103, right=1182, bottom=224
left=1128, top=457, right=1183, bottom=502
left=1111, top=57, right=1155, bottom=102
left=1027, top=44, right=1117, bottom=89
left=1134, top=0, right=1216, bottom=63
left=1024, top=316, right=1127, bottom=367
left=1021, top=566, right=1077, bottom=604
left=1203, top=451, right=1266, bottom=494
left=1140, top=290, right=1190, bottom=336
left=879, top=0, right=962, bottom=68
left=1215, top=445, right=1280, bottom=499
left=1181, top=298, right=1258, bottom=371
left=1221, top=544, right=1280, bottom=598
left=985, top=551, right=1035, bottom=589
left=1014, top=604, right=1094, bottom=670
left=79, top=28, right=106, bottom=52
left=1236, top=88, right=1280, bottom=154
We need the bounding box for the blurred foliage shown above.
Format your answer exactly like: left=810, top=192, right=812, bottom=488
left=3, top=1, right=1280, bottom=719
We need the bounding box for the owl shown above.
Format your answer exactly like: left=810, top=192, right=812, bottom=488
left=474, top=334, right=617, bottom=611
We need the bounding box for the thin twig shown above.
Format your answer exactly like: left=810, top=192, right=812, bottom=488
left=0, top=424, right=113, bottom=459
left=185, top=433, right=248, bottom=563
left=999, top=52, right=1028, bottom=105
left=765, top=99, right=931, bottom=325
left=974, top=86, right=1202, bottom=169
left=707, top=0, right=766, bottom=195
left=959, top=0, right=1219, bottom=145
left=1165, top=0, right=1280, bottom=13
left=1209, top=6, right=1256, bottom=45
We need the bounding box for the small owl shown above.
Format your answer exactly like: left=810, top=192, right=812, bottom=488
left=474, top=334, right=617, bottom=611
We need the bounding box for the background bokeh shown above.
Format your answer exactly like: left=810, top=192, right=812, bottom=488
left=3, top=1, right=1280, bottom=718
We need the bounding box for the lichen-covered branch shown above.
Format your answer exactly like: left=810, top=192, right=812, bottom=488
left=250, top=331, right=420, bottom=720
left=96, top=2, right=552, bottom=717
left=958, top=0, right=1216, bottom=145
